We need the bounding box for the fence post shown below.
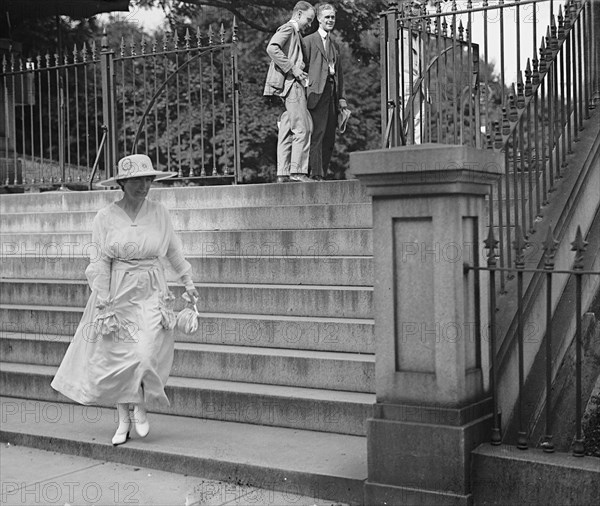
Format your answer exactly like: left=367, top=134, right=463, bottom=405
left=350, top=144, right=503, bottom=505
left=100, top=30, right=117, bottom=181
left=381, top=1, right=401, bottom=148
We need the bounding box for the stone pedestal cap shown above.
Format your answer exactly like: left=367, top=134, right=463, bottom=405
left=349, top=144, right=503, bottom=196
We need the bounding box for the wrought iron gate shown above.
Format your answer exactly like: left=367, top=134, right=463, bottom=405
left=0, top=19, right=240, bottom=190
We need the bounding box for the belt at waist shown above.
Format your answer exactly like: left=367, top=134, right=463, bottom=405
left=112, top=257, right=160, bottom=271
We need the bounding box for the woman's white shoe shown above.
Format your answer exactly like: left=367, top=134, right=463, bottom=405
left=112, top=403, right=131, bottom=446
left=132, top=404, right=150, bottom=438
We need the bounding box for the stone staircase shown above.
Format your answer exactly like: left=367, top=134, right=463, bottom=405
left=0, top=181, right=375, bottom=503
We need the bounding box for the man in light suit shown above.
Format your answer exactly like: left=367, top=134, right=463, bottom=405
left=304, top=3, right=348, bottom=180
left=264, top=1, right=315, bottom=183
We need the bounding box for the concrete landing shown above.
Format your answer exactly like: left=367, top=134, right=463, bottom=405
left=0, top=397, right=367, bottom=504
left=1, top=444, right=348, bottom=506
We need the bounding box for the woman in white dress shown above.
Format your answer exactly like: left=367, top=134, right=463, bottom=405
left=51, top=154, right=198, bottom=445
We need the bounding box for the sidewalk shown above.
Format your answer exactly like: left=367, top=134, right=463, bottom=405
left=1, top=443, right=346, bottom=506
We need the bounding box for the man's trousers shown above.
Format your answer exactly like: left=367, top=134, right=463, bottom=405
left=308, top=78, right=337, bottom=178
left=277, top=81, right=312, bottom=176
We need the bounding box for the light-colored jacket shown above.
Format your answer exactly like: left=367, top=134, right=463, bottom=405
left=263, top=21, right=305, bottom=97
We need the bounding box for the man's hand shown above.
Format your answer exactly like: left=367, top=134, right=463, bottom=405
left=292, top=65, right=308, bottom=85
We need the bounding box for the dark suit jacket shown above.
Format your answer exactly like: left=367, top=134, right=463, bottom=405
left=263, top=22, right=305, bottom=97
left=303, top=30, right=345, bottom=111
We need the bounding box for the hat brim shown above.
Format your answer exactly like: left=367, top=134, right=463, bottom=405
left=99, top=171, right=178, bottom=188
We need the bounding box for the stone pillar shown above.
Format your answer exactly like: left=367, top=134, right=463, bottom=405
left=349, top=144, right=503, bottom=505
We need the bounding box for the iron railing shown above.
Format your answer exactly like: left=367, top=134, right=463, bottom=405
left=381, top=0, right=598, bottom=287
left=0, top=20, right=240, bottom=189
left=467, top=225, right=600, bottom=455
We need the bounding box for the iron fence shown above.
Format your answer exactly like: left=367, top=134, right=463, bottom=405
left=0, top=20, right=240, bottom=190
left=381, top=0, right=598, bottom=288
left=466, top=224, right=600, bottom=455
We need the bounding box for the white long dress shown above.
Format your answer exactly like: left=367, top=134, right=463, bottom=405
left=51, top=199, right=193, bottom=407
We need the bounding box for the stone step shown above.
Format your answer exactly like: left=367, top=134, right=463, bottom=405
left=0, top=180, right=370, bottom=213
left=0, top=228, right=374, bottom=257
left=0, top=280, right=374, bottom=319
left=0, top=304, right=375, bottom=353
left=1, top=333, right=375, bottom=393
left=0, top=396, right=367, bottom=504
left=0, top=254, right=374, bottom=286
left=0, top=203, right=372, bottom=233
left=0, top=363, right=373, bottom=435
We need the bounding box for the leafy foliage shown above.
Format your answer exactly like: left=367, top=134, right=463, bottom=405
left=134, top=0, right=386, bottom=59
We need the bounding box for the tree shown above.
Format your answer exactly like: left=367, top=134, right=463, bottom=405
left=134, top=0, right=386, bottom=60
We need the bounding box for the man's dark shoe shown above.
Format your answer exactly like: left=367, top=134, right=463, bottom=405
left=276, top=175, right=291, bottom=183
left=290, top=173, right=313, bottom=182
left=311, top=175, right=325, bottom=181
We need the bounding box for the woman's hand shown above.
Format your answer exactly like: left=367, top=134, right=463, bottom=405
left=185, top=286, right=199, bottom=301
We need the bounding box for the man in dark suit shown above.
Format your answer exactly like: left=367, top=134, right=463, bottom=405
left=304, top=3, right=348, bottom=180
left=264, top=1, right=315, bottom=183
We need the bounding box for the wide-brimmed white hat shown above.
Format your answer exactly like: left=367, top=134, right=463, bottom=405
left=100, top=154, right=177, bottom=187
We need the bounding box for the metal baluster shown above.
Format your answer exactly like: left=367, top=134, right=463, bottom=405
left=152, top=38, right=159, bottom=169
left=583, top=0, right=590, bottom=117
left=568, top=1, right=579, bottom=142
left=524, top=62, right=535, bottom=234
left=120, top=37, right=126, bottom=156
left=436, top=4, right=442, bottom=143
left=544, top=28, right=555, bottom=192
left=451, top=1, right=458, bottom=144
left=82, top=44, right=90, bottom=171
left=379, top=9, right=388, bottom=147
left=174, top=30, right=182, bottom=177
left=539, top=38, right=548, bottom=204
left=482, top=0, right=490, bottom=146
left=485, top=227, right=501, bottom=445
left=514, top=225, right=528, bottom=450
left=185, top=29, right=193, bottom=176
left=92, top=40, right=100, bottom=173
left=571, top=226, right=587, bottom=457
left=563, top=3, right=573, bottom=155
left=231, top=17, right=241, bottom=182
left=141, top=37, right=148, bottom=155
left=64, top=50, right=72, bottom=182
left=550, top=16, right=561, bottom=180
left=46, top=52, right=53, bottom=168
left=542, top=226, right=558, bottom=453
left=164, top=33, right=171, bottom=172
left=516, top=75, right=527, bottom=238
left=209, top=26, right=217, bottom=176
left=576, top=2, right=584, bottom=131
left=37, top=55, right=44, bottom=174
left=220, top=23, right=229, bottom=174
left=492, top=122, right=506, bottom=292
left=557, top=6, right=567, bottom=169
left=197, top=27, right=206, bottom=176
left=19, top=59, right=27, bottom=183
left=27, top=59, right=35, bottom=182
left=55, top=51, right=64, bottom=185
left=10, top=54, right=18, bottom=185
left=73, top=46, right=81, bottom=180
